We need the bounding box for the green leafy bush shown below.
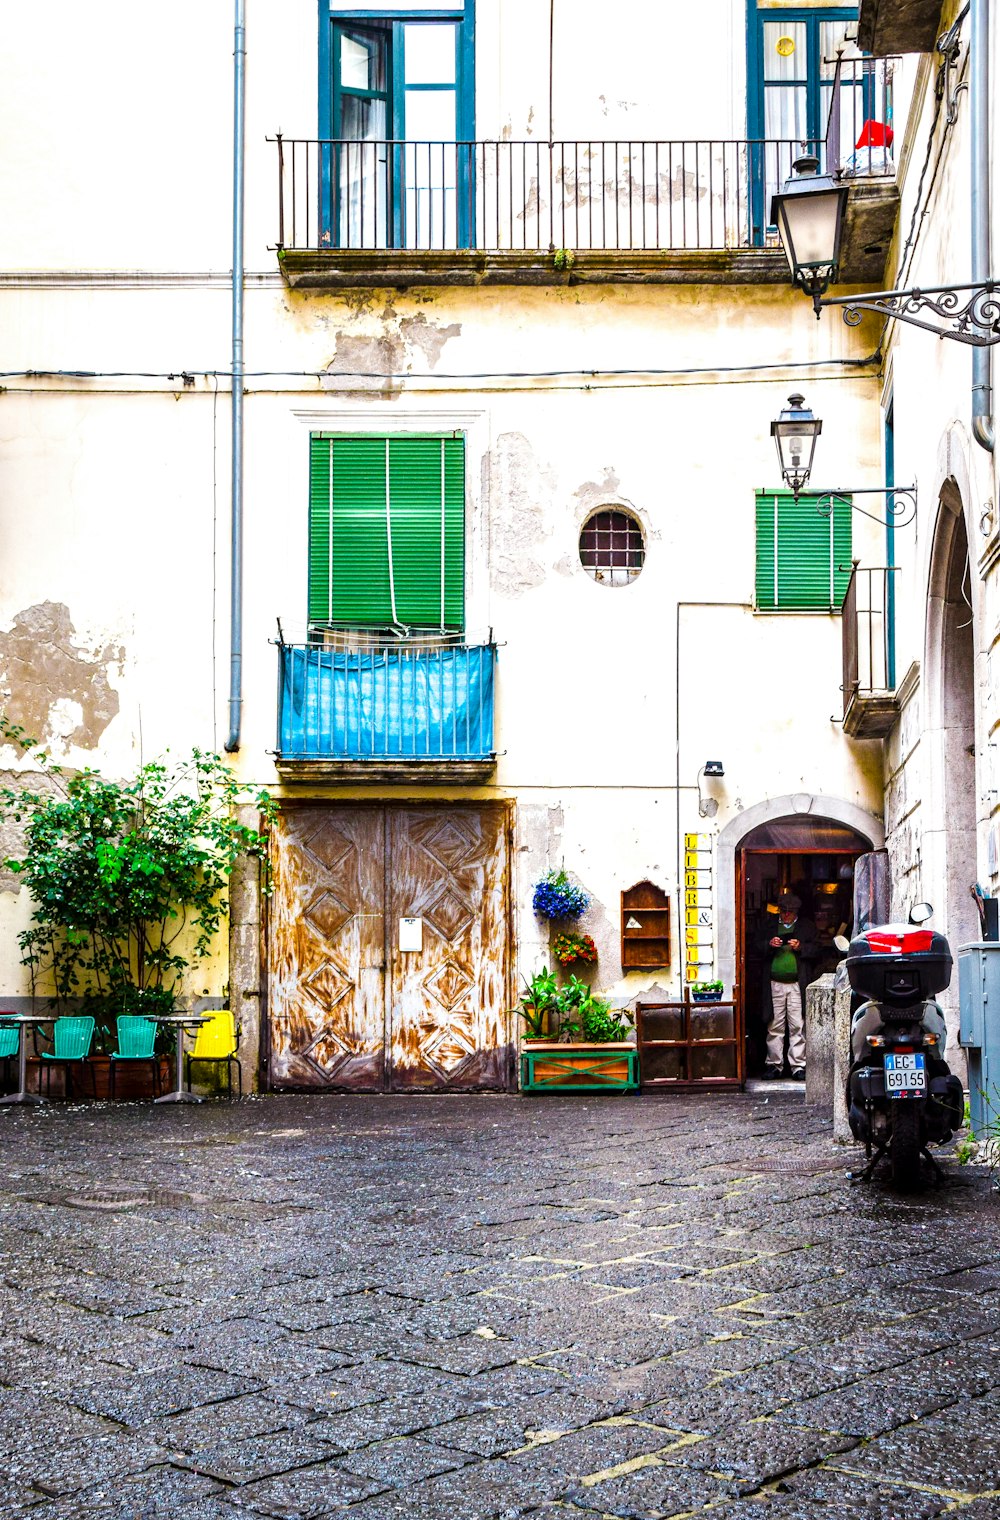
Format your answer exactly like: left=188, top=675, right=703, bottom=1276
left=0, top=720, right=275, bottom=1026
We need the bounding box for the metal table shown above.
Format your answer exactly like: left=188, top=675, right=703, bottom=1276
left=152, top=1015, right=210, bottom=1105
left=0, top=1014, right=56, bottom=1106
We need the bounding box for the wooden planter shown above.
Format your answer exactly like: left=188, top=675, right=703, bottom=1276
left=520, top=1042, right=639, bottom=1094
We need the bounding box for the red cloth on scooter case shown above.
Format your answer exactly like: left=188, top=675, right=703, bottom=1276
left=845, top=925, right=952, bottom=1009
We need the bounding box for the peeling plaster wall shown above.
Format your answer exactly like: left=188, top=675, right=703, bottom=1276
left=0, top=603, right=122, bottom=751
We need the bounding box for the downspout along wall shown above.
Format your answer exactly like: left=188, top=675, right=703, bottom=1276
left=226, top=0, right=247, bottom=750
left=972, top=0, right=994, bottom=452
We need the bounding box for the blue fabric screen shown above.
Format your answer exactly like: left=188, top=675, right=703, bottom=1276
left=280, top=643, right=495, bottom=759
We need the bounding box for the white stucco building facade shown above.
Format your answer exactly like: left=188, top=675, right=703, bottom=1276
left=2, top=0, right=950, bottom=1093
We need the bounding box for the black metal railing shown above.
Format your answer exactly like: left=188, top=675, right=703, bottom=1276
left=273, top=57, right=895, bottom=257
left=276, top=634, right=496, bottom=762
left=825, top=52, right=897, bottom=180
left=273, top=133, right=885, bottom=256
left=842, top=564, right=896, bottom=716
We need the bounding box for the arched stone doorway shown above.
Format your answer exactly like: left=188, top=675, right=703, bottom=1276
left=715, top=795, right=883, bottom=1078
left=924, top=481, right=979, bottom=1019
left=737, top=815, right=874, bottom=1075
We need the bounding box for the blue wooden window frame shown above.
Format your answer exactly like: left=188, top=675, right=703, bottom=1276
left=318, top=2, right=476, bottom=249
left=746, top=3, right=858, bottom=245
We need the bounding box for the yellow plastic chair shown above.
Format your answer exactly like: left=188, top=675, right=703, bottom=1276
left=184, top=1010, right=242, bottom=1099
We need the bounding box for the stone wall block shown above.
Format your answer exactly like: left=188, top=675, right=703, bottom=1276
left=833, top=983, right=854, bottom=1144
left=805, top=973, right=836, bottom=1110
left=229, top=805, right=264, bottom=1094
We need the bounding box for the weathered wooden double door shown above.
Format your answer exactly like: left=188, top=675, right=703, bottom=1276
left=268, top=804, right=512, bottom=1091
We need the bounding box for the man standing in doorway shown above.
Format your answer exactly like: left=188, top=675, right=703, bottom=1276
left=761, top=892, right=816, bottom=1080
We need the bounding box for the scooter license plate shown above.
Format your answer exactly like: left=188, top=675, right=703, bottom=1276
left=884, top=1052, right=926, bottom=1098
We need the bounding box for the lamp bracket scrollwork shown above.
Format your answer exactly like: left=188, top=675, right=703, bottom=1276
left=820, top=281, right=1000, bottom=347
left=800, top=485, right=918, bottom=530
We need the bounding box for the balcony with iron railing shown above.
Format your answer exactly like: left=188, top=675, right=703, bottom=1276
left=841, top=563, right=900, bottom=737
left=274, top=632, right=497, bottom=782
left=273, top=56, right=898, bottom=288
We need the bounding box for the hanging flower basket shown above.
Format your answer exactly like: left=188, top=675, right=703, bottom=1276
left=533, top=869, right=589, bottom=921
left=552, top=931, right=598, bottom=968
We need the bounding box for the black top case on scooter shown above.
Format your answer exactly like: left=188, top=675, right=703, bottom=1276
left=845, top=926, right=952, bottom=1012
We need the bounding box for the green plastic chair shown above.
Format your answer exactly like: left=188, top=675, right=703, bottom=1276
left=109, top=1016, right=160, bottom=1099
left=0, top=1020, right=19, bottom=1093
left=40, top=1015, right=96, bottom=1099
left=185, top=1010, right=242, bottom=1099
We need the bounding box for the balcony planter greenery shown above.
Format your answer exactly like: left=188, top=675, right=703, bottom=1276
left=519, top=971, right=637, bottom=1094
left=691, top=980, right=725, bottom=1003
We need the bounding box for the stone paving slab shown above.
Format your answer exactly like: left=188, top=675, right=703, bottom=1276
left=154, top=1393, right=321, bottom=1452
left=0, top=1090, right=998, bottom=1516
left=65, top=1365, right=263, bottom=1427
left=563, top=1458, right=742, bottom=1516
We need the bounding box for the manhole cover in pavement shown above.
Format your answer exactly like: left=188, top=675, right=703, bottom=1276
left=38, top=1187, right=208, bottom=1212
left=740, top=1158, right=847, bottom=1175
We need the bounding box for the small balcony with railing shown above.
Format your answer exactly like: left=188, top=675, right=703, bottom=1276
left=274, top=631, right=497, bottom=783
left=273, top=57, right=898, bottom=289
left=841, top=563, right=899, bottom=738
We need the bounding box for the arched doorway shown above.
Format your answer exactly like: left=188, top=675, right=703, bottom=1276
left=925, top=484, right=979, bottom=1014
left=737, top=814, right=873, bottom=1076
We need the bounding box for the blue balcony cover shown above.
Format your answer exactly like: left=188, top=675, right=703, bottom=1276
left=280, top=643, right=495, bottom=759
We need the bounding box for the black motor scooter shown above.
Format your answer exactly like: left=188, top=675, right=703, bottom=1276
left=844, top=904, right=965, bottom=1190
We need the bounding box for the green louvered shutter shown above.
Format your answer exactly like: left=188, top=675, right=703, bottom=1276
left=308, top=434, right=334, bottom=624
left=755, top=491, right=851, bottom=611
left=308, top=434, right=465, bottom=628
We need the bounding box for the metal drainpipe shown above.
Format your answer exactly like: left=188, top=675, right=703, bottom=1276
left=972, top=0, right=995, bottom=453
left=225, top=0, right=247, bottom=750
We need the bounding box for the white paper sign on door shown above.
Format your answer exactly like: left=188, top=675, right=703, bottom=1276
left=399, top=917, right=423, bottom=952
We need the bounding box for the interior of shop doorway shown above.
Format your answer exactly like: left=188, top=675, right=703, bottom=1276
left=738, top=817, right=871, bottom=1077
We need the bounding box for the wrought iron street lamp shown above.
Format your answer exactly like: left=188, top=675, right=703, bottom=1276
left=770, top=154, right=849, bottom=316
left=768, top=393, right=917, bottom=526
left=772, top=155, right=1000, bottom=344
left=771, top=393, right=822, bottom=496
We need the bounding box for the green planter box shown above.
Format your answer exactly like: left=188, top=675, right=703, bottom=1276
left=520, top=1042, right=639, bottom=1094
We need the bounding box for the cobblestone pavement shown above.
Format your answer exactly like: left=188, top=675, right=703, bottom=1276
left=1, top=1090, right=999, bottom=1519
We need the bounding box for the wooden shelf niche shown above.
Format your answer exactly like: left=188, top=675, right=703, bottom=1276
left=621, top=880, right=671, bottom=970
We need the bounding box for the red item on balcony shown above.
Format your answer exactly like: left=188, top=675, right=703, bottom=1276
left=856, top=120, right=893, bottom=149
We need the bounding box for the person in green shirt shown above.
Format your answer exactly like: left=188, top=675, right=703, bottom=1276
left=760, top=892, right=816, bottom=1080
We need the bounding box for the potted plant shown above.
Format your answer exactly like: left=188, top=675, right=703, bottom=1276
left=519, top=970, right=638, bottom=1094
left=516, top=967, right=560, bottom=1042
left=0, top=723, right=274, bottom=1094
left=552, top=931, right=598, bottom=968
left=691, top=979, right=725, bottom=1003
left=532, top=868, right=589, bottom=921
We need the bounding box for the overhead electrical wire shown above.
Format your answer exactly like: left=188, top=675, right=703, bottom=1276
left=0, top=353, right=879, bottom=387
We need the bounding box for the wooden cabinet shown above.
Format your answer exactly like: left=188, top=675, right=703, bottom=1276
left=621, top=880, right=671, bottom=970
left=636, top=991, right=743, bottom=1089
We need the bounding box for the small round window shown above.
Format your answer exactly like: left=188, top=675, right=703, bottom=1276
left=579, top=509, right=645, bottom=586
